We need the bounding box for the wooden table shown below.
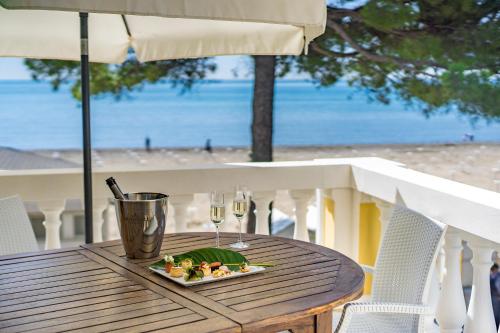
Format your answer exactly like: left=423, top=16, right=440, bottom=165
left=0, top=233, right=364, bottom=333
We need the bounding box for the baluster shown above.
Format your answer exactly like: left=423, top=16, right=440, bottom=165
left=436, top=230, right=466, bottom=333
left=39, top=200, right=65, bottom=249
left=103, top=200, right=120, bottom=241
left=61, top=212, right=75, bottom=240
left=252, top=191, right=274, bottom=235
left=290, top=189, right=315, bottom=242
left=92, top=199, right=108, bottom=243
left=315, top=189, right=326, bottom=246
left=170, top=195, right=193, bottom=233
left=464, top=240, right=496, bottom=333
left=219, top=192, right=234, bottom=232
left=329, top=188, right=356, bottom=259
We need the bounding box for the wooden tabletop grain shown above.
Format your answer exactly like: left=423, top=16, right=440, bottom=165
left=0, top=233, right=363, bottom=333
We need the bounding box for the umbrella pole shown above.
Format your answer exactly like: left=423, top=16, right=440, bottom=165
left=80, top=12, right=93, bottom=243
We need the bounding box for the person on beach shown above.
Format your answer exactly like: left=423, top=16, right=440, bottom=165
left=491, top=263, right=500, bottom=328
left=145, top=137, right=151, bottom=152
left=205, top=139, right=213, bottom=154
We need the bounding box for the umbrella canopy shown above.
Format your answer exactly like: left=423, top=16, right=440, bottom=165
left=0, top=0, right=326, bottom=244
left=0, top=0, right=326, bottom=63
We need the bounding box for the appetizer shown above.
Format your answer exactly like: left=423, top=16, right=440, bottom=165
left=200, top=261, right=212, bottom=277
left=184, top=267, right=204, bottom=281
left=164, top=255, right=175, bottom=273
left=210, top=261, right=222, bottom=271
left=170, top=266, right=184, bottom=278
left=213, top=265, right=232, bottom=278
left=240, top=262, right=250, bottom=273
left=181, top=258, right=193, bottom=270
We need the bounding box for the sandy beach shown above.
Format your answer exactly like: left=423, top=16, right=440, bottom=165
left=35, top=143, right=500, bottom=191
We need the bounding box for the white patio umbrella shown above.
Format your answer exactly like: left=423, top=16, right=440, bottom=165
left=0, top=0, right=326, bottom=243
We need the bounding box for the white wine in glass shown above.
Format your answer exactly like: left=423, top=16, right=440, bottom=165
left=210, top=192, right=225, bottom=248
left=230, top=187, right=250, bottom=249
left=210, top=205, right=225, bottom=225
left=232, top=200, right=247, bottom=219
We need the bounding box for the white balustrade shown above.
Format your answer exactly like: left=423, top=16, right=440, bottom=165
left=39, top=200, right=64, bottom=250
left=252, top=191, right=274, bottom=235
left=220, top=192, right=234, bottom=232
left=169, top=195, right=193, bottom=233
left=61, top=212, right=76, bottom=240
left=103, top=201, right=120, bottom=241
left=92, top=199, right=108, bottom=243
left=436, top=229, right=467, bottom=333
left=328, top=188, right=357, bottom=260
left=290, top=189, right=314, bottom=242
left=465, top=240, right=497, bottom=333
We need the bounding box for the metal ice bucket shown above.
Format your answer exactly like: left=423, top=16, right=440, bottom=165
left=115, top=192, right=168, bottom=259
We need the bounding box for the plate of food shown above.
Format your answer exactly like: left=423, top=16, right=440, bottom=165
left=148, top=247, right=272, bottom=286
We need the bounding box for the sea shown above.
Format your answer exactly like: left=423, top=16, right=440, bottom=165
left=1, top=79, right=499, bottom=150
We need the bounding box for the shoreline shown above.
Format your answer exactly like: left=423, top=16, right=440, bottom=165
left=28, top=141, right=500, bottom=154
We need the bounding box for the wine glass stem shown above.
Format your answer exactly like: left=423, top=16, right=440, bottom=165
left=238, top=218, right=243, bottom=243
left=216, top=225, right=220, bottom=248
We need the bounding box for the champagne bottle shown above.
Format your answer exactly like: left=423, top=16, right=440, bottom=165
left=105, top=177, right=126, bottom=200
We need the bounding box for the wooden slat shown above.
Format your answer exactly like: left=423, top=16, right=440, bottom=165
left=0, top=298, right=175, bottom=333
left=1, top=271, right=119, bottom=295
left=0, top=254, right=89, bottom=274
left=0, top=290, right=156, bottom=321
left=0, top=284, right=145, bottom=314
left=229, top=283, right=336, bottom=311
left=0, top=268, right=113, bottom=291
left=0, top=294, right=165, bottom=329
left=153, top=317, right=241, bottom=333
left=0, top=248, right=78, bottom=262
left=0, top=280, right=137, bottom=307
left=104, top=313, right=205, bottom=333
left=1, top=276, right=129, bottom=301
left=221, top=277, right=336, bottom=307
left=0, top=251, right=80, bottom=266
left=61, top=309, right=199, bottom=333
left=0, top=261, right=99, bottom=280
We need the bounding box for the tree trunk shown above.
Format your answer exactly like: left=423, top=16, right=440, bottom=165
left=251, top=56, right=276, bottom=162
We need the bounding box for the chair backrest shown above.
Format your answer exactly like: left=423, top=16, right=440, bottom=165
left=0, top=195, right=38, bottom=255
left=372, top=206, right=446, bottom=331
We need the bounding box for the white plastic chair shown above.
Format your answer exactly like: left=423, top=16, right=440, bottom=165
left=0, top=195, right=38, bottom=255
left=335, top=206, right=446, bottom=333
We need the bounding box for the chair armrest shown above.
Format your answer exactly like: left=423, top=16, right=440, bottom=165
left=360, top=264, right=375, bottom=275
left=335, top=302, right=432, bottom=333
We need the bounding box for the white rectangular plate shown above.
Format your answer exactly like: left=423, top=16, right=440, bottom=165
left=149, top=266, right=266, bottom=286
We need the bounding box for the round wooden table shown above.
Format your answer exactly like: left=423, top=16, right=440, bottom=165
left=85, top=232, right=364, bottom=333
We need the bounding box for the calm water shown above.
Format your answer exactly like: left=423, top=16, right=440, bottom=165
left=1, top=80, right=499, bottom=149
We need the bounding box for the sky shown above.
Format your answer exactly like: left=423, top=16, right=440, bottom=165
left=0, top=56, right=305, bottom=80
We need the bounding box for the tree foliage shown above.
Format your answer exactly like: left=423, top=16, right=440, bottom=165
left=298, top=0, right=500, bottom=119
left=24, top=58, right=216, bottom=100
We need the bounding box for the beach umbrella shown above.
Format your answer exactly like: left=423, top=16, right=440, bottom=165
left=0, top=0, right=326, bottom=243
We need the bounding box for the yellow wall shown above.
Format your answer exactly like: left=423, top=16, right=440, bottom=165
left=323, top=197, right=335, bottom=249
left=358, top=203, right=381, bottom=294
left=323, top=198, right=382, bottom=294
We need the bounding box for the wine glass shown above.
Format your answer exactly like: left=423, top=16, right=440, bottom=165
left=210, top=191, right=225, bottom=248
left=230, top=186, right=249, bottom=249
